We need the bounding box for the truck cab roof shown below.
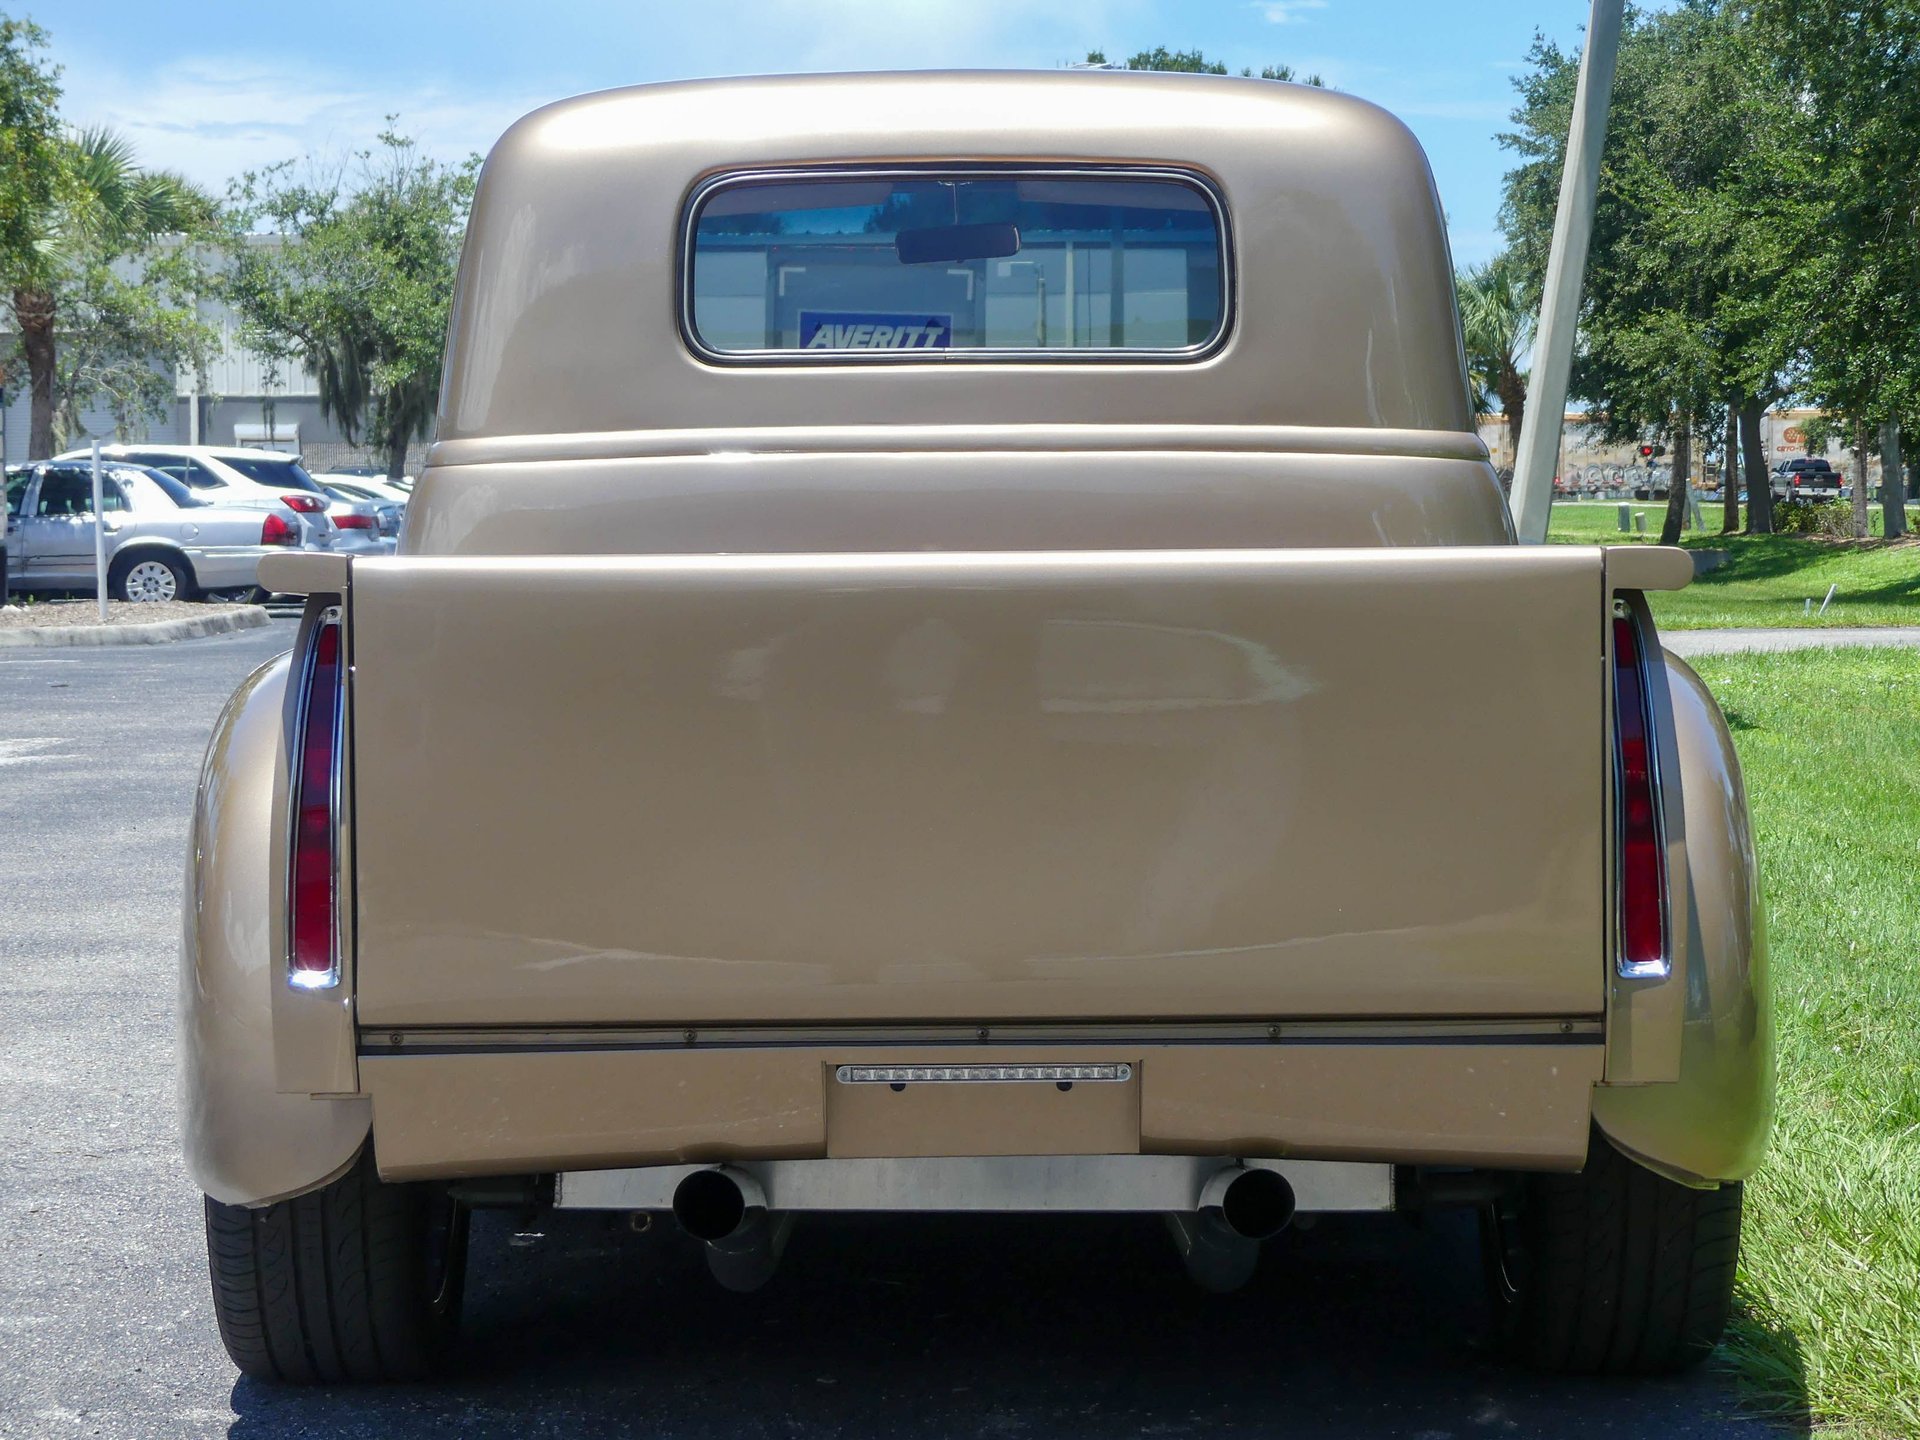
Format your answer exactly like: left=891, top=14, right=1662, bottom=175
left=435, top=70, right=1472, bottom=456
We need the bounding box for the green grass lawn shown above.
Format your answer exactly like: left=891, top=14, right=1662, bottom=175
left=1548, top=502, right=1920, bottom=630
left=1688, top=649, right=1920, bottom=1436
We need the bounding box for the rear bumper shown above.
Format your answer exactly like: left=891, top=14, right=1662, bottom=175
left=358, top=1031, right=1605, bottom=1183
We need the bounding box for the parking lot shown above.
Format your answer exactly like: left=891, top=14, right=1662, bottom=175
left=0, top=625, right=1778, bottom=1439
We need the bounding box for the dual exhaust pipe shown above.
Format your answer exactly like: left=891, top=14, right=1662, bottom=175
left=671, top=1166, right=792, bottom=1292
left=1167, top=1165, right=1297, bottom=1293
left=671, top=1162, right=1295, bottom=1295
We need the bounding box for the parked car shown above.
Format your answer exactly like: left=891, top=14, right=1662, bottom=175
left=0, top=465, right=22, bottom=599
left=1772, top=456, right=1844, bottom=500
left=183, top=72, right=1771, bottom=1386
left=319, top=464, right=417, bottom=495
left=4, top=461, right=317, bottom=601
left=49, top=444, right=343, bottom=550
left=314, top=474, right=410, bottom=508
left=50, top=444, right=394, bottom=553
left=313, top=476, right=405, bottom=539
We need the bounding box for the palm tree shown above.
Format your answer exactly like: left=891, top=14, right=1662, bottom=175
left=1457, top=253, right=1536, bottom=462
left=7, top=126, right=211, bottom=459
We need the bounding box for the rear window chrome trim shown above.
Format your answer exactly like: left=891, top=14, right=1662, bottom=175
left=678, top=163, right=1235, bottom=368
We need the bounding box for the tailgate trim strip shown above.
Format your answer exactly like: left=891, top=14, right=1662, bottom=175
left=359, top=1017, right=1602, bottom=1056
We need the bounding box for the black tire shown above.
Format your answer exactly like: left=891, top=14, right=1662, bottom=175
left=108, top=549, right=196, bottom=603
left=1483, top=1129, right=1742, bottom=1375
left=203, top=1149, right=468, bottom=1384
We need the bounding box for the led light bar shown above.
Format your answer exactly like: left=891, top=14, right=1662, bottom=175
left=835, top=1063, right=1133, bottom=1085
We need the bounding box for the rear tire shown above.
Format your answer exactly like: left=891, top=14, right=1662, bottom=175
left=1483, top=1130, right=1742, bottom=1375
left=203, top=1149, right=468, bottom=1384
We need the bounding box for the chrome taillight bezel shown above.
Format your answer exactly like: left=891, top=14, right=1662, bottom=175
left=1611, top=596, right=1671, bottom=980
left=287, top=605, right=345, bottom=990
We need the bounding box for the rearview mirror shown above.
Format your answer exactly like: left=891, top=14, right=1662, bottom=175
left=895, top=222, right=1021, bottom=266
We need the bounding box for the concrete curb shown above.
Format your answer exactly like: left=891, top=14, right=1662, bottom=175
left=0, top=606, right=272, bottom=649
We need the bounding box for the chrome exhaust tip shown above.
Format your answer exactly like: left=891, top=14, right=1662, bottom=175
left=671, top=1166, right=790, bottom=1293
left=1202, top=1165, right=1296, bottom=1241
left=672, top=1165, right=763, bottom=1243
left=1170, top=1165, right=1297, bottom=1292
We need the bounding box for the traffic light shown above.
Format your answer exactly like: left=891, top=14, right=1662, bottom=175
left=1638, top=443, right=1667, bottom=460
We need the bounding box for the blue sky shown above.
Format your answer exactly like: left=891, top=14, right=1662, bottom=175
left=36, top=0, right=1593, bottom=267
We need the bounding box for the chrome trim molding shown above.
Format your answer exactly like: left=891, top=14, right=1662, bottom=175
left=361, top=1017, right=1603, bottom=1055
left=678, top=164, right=1235, bottom=367
left=555, top=1155, right=1393, bottom=1214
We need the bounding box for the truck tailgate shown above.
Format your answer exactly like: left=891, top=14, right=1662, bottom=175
left=348, top=548, right=1606, bottom=1027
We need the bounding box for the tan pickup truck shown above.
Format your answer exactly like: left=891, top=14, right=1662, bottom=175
left=180, top=70, right=1771, bottom=1384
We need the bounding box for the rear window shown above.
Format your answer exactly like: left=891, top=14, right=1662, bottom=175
left=125, top=453, right=224, bottom=490
left=221, top=455, right=324, bottom=493
left=110, top=465, right=203, bottom=508
left=685, top=169, right=1228, bottom=360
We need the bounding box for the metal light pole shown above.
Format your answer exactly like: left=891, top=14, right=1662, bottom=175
left=1508, top=0, right=1627, bottom=544
left=91, top=440, right=109, bottom=620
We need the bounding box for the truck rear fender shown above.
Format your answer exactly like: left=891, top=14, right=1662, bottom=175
left=1592, top=649, right=1774, bottom=1186
left=179, top=641, right=371, bottom=1207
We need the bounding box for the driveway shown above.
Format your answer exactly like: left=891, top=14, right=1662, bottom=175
left=1665, top=625, right=1920, bottom=655
left=0, top=622, right=1781, bottom=1439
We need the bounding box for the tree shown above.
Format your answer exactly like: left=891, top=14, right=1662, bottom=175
left=1456, top=252, right=1535, bottom=461
left=48, top=236, right=212, bottom=445
left=1085, top=46, right=1325, bottom=86
left=225, top=127, right=477, bottom=481
left=3, top=118, right=215, bottom=459
left=0, top=13, right=62, bottom=443
left=0, top=15, right=64, bottom=311
left=1499, top=3, right=1801, bottom=542
left=1752, top=0, right=1920, bottom=538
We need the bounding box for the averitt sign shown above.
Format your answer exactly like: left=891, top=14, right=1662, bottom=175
left=800, top=312, right=952, bottom=350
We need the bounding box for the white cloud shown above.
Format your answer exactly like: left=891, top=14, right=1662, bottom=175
left=53, top=1, right=1153, bottom=196
left=58, top=50, right=562, bottom=196
left=1251, top=0, right=1329, bottom=24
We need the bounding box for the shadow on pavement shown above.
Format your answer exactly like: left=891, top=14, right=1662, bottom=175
left=226, top=1207, right=1783, bottom=1439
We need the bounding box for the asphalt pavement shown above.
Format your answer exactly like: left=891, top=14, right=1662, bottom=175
left=0, top=621, right=1789, bottom=1439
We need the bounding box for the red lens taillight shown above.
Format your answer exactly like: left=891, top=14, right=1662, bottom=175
left=260, top=512, right=298, bottom=546
left=281, top=493, right=326, bottom=514
left=1612, top=603, right=1669, bottom=977
left=333, top=512, right=374, bottom=530
left=289, top=615, right=343, bottom=989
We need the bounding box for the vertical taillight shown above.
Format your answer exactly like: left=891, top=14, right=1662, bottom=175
left=289, top=611, right=343, bottom=989
left=1612, top=600, right=1669, bottom=978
